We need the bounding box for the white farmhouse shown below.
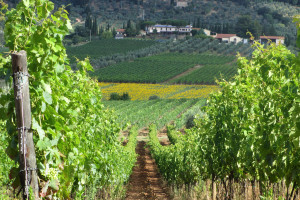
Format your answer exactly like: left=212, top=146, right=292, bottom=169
left=146, top=25, right=177, bottom=34
left=176, top=1, right=188, bottom=7
left=115, top=34, right=124, bottom=39
left=215, top=34, right=243, bottom=44
left=178, top=25, right=192, bottom=34
left=259, top=36, right=285, bottom=45
left=146, top=24, right=192, bottom=35
left=203, top=29, right=211, bottom=36
left=175, top=0, right=191, bottom=8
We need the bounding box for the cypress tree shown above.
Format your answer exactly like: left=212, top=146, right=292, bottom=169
left=197, top=17, right=201, bottom=28
left=85, top=14, right=92, bottom=30
left=127, top=20, right=132, bottom=29
left=92, top=16, right=98, bottom=35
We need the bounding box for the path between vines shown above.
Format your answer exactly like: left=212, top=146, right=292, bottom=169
left=125, top=128, right=171, bottom=200
left=162, top=64, right=203, bottom=83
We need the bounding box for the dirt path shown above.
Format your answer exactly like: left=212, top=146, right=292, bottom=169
left=125, top=130, right=171, bottom=200
left=162, top=65, right=203, bottom=84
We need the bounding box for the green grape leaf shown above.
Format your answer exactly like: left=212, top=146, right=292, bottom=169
left=41, top=81, right=52, bottom=94
left=37, top=162, right=45, bottom=171
left=43, top=90, right=52, bottom=105
left=66, top=20, right=72, bottom=30
left=36, top=137, right=51, bottom=150
left=23, top=0, right=30, bottom=7
left=54, top=63, right=64, bottom=73
left=47, top=1, right=54, bottom=12
left=41, top=101, right=46, bottom=112
left=49, top=179, right=59, bottom=191
left=32, top=118, right=45, bottom=139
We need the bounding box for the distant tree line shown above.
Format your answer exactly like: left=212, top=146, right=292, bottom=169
left=227, top=0, right=299, bottom=6
left=192, top=14, right=291, bottom=43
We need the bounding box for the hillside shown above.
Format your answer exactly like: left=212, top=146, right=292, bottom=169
left=1, top=0, right=300, bottom=46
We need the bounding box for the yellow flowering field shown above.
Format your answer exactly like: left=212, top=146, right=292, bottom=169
left=98, top=82, right=219, bottom=100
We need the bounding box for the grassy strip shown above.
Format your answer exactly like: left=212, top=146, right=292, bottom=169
left=103, top=99, right=203, bottom=129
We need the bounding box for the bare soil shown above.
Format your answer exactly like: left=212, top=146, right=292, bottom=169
left=125, top=129, right=171, bottom=200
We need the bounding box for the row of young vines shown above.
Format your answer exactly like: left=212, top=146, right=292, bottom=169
left=0, top=0, right=137, bottom=199
left=148, top=21, right=300, bottom=199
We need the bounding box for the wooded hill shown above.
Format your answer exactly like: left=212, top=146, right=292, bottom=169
left=1, top=0, right=300, bottom=45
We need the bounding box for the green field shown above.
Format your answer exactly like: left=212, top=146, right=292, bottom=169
left=94, top=53, right=236, bottom=84
left=171, top=63, right=238, bottom=84
left=66, top=39, right=156, bottom=61
left=103, top=98, right=206, bottom=129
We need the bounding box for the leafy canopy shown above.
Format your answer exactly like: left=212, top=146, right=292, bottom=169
left=0, top=0, right=136, bottom=198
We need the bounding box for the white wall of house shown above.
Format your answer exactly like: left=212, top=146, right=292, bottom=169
left=259, top=38, right=285, bottom=45
left=229, top=36, right=243, bottom=44
left=218, top=35, right=242, bottom=44
left=176, top=1, right=188, bottom=7
left=275, top=38, right=285, bottom=45
left=139, top=30, right=146, bottom=36
left=203, top=29, right=211, bottom=36
left=146, top=25, right=190, bottom=34
left=146, top=26, right=155, bottom=33
left=146, top=24, right=197, bottom=35
left=178, top=25, right=192, bottom=33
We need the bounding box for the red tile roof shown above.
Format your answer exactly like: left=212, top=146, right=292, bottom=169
left=116, top=29, right=126, bottom=33
left=215, top=34, right=237, bottom=39
left=192, top=28, right=201, bottom=30
left=260, top=36, right=285, bottom=40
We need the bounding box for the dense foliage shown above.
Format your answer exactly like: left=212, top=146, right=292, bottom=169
left=0, top=0, right=137, bottom=198
left=2, top=0, right=299, bottom=48
left=149, top=40, right=299, bottom=198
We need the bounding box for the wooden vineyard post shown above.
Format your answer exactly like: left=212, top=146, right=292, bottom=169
left=212, top=174, right=216, bottom=200
left=12, top=51, right=39, bottom=199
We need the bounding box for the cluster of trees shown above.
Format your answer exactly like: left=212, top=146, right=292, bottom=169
left=229, top=0, right=299, bottom=6
left=68, top=14, right=119, bottom=44
left=160, top=19, right=188, bottom=26
left=192, top=14, right=290, bottom=42
left=85, top=14, right=117, bottom=38
left=4, top=0, right=297, bottom=46
left=125, top=20, right=140, bottom=37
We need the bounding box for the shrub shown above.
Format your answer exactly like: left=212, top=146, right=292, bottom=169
left=149, top=95, right=160, bottom=100
left=109, top=92, right=131, bottom=100
left=185, top=106, right=205, bottom=129
left=109, top=93, right=121, bottom=100
left=120, top=92, right=131, bottom=100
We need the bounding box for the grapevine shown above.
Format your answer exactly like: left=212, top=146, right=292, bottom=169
left=148, top=39, right=300, bottom=198
left=0, top=0, right=137, bottom=198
